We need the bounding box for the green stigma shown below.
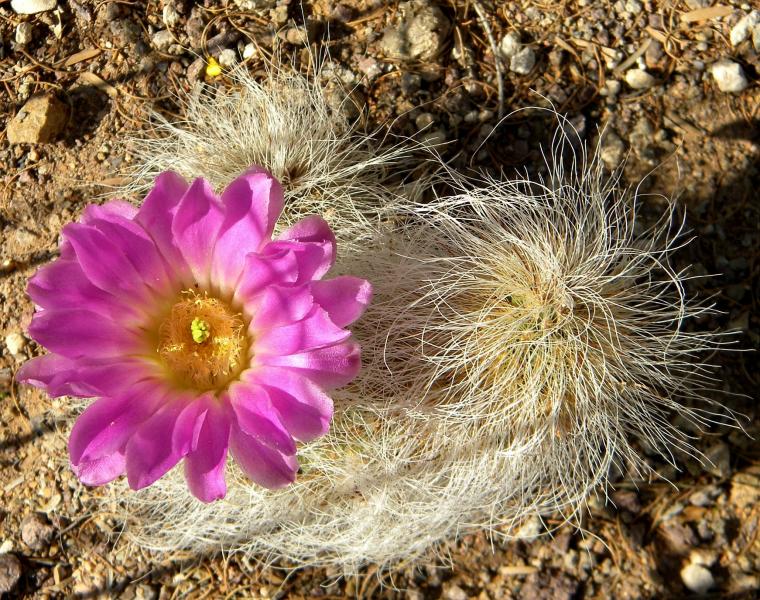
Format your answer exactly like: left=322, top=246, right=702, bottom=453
left=190, top=317, right=210, bottom=344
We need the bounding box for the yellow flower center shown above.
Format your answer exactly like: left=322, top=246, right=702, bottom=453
left=190, top=317, right=211, bottom=344
left=158, top=290, right=248, bottom=392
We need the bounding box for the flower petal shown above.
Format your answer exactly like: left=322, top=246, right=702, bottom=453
left=61, top=223, right=150, bottom=300
left=17, top=354, right=77, bottom=395
left=184, top=400, right=230, bottom=502
left=69, top=385, right=164, bottom=469
left=229, top=423, right=298, bottom=489
left=235, top=248, right=299, bottom=302
left=125, top=400, right=188, bottom=490
left=259, top=340, right=361, bottom=389
left=27, top=259, right=142, bottom=323
left=311, top=276, right=373, bottom=327
left=228, top=383, right=296, bottom=454
left=135, top=171, right=192, bottom=284
left=212, top=169, right=284, bottom=290
left=28, top=309, right=140, bottom=359
left=82, top=199, right=137, bottom=222
left=74, top=451, right=126, bottom=486
left=254, top=305, right=350, bottom=356
left=247, top=283, right=314, bottom=330
left=262, top=241, right=335, bottom=284
left=83, top=205, right=174, bottom=293
left=171, top=178, right=224, bottom=289
left=17, top=354, right=152, bottom=398
left=278, top=214, right=336, bottom=247
left=245, top=366, right=333, bottom=441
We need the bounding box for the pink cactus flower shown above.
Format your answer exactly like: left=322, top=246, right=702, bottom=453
left=18, top=168, right=371, bottom=502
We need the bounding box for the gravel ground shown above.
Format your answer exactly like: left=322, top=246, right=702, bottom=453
left=0, top=0, right=759, bottom=598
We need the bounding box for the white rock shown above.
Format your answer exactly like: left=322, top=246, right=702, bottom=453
left=625, top=68, right=655, bottom=89
left=218, top=49, right=238, bottom=67
left=510, top=47, right=535, bottom=75
left=730, top=10, right=760, bottom=46
left=600, top=131, right=626, bottom=168
left=681, top=562, right=715, bottom=594
left=151, top=30, right=174, bottom=52
left=234, top=0, right=276, bottom=9
left=242, top=42, right=257, bottom=60
left=605, top=79, right=622, bottom=95
left=754, top=23, right=760, bottom=51
left=0, top=540, right=13, bottom=554
left=690, top=549, right=718, bottom=568
left=11, top=0, right=55, bottom=14
left=15, top=22, right=33, bottom=45
left=711, top=59, right=749, bottom=93
left=4, top=333, right=26, bottom=356
left=625, top=0, right=643, bottom=15
left=162, top=4, right=181, bottom=28
left=443, top=584, right=467, bottom=600
left=378, top=2, right=450, bottom=62
left=516, top=515, right=542, bottom=540
left=499, top=31, right=521, bottom=59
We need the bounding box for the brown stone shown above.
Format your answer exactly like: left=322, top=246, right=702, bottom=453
left=0, top=553, right=22, bottom=594
left=20, top=513, right=55, bottom=551
left=6, top=93, right=68, bottom=144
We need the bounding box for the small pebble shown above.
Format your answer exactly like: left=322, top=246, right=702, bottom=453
left=217, top=48, right=238, bottom=68
left=234, top=0, right=277, bottom=9
left=419, top=128, right=447, bottom=147
left=242, top=42, right=257, bottom=60
left=605, top=79, right=622, bottom=96
left=186, top=57, right=205, bottom=82
left=681, top=562, right=715, bottom=594
left=378, top=1, right=450, bottom=62
left=625, top=0, right=643, bottom=15
left=11, top=0, right=55, bottom=14
left=599, top=131, right=625, bottom=170
left=270, top=5, right=288, bottom=25
left=705, top=442, right=731, bottom=477
left=4, top=332, right=26, bottom=356
left=510, top=47, right=535, bottom=75
left=689, top=487, right=717, bottom=507
left=15, top=22, right=34, bottom=46
left=730, top=10, right=759, bottom=46
left=711, top=59, right=749, bottom=93
left=499, top=31, right=521, bottom=59
left=443, top=584, right=467, bottom=600
left=0, top=554, right=22, bottom=595
left=357, top=56, right=382, bottom=79
left=516, top=515, right=542, bottom=540
left=162, top=4, right=181, bottom=28
left=690, top=548, right=718, bottom=568
left=151, top=29, right=174, bottom=52
left=415, top=112, right=435, bottom=129
left=21, top=513, right=55, bottom=551
left=625, top=68, right=655, bottom=90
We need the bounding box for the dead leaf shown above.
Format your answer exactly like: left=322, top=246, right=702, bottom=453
left=63, top=47, right=101, bottom=67
left=680, top=5, right=733, bottom=24
left=99, top=177, right=129, bottom=187
left=77, top=72, right=117, bottom=98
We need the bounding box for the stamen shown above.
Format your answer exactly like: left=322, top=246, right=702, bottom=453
left=158, top=290, right=247, bottom=392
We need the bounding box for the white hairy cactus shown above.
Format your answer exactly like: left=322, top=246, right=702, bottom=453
left=121, top=62, right=416, bottom=246
left=104, top=98, right=734, bottom=572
